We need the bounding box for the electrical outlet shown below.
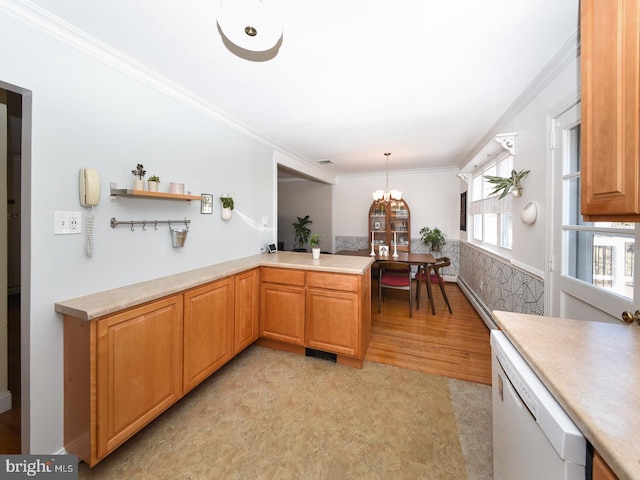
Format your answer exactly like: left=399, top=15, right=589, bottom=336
left=54, top=211, right=82, bottom=235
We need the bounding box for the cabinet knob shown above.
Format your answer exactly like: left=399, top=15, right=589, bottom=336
left=621, top=310, right=640, bottom=324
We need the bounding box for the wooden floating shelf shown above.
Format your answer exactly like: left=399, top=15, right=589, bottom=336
left=110, top=188, right=201, bottom=201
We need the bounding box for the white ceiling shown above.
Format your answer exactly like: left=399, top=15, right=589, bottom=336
left=30, top=0, right=579, bottom=176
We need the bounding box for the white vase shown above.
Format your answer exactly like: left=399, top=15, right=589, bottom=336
left=221, top=207, right=232, bottom=221
left=312, top=247, right=320, bottom=260
left=133, top=179, right=144, bottom=191
left=148, top=181, right=158, bottom=192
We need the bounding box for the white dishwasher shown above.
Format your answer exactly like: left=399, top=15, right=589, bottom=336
left=491, top=331, right=586, bottom=480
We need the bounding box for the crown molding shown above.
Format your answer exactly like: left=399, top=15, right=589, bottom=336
left=0, top=0, right=325, bottom=176
left=459, top=29, right=580, bottom=170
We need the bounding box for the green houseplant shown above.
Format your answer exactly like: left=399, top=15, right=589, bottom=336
left=484, top=168, right=530, bottom=199
left=309, top=234, right=321, bottom=259
left=220, top=195, right=234, bottom=221
left=292, top=215, right=312, bottom=250
left=219, top=196, right=234, bottom=210
left=147, top=175, right=160, bottom=192
left=420, top=226, right=446, bottom=251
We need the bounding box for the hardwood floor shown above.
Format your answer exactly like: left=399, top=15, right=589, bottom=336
left=366, top=279, right=492, bottom=385
left=0, top=294, right=21, bottom=454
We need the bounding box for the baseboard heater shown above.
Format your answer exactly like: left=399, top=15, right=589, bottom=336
left=457, top=277, right=497, bottom=330
left=305, top=348, right=337, bottom=363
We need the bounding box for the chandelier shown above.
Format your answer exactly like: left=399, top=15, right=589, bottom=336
left=372, top=152, right=402, bottom=202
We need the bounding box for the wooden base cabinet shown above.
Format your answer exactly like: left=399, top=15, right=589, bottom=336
left=64, top=294, right=183, bottom=466
left=260, top=268, right=306, bottom=345
left=183, top=278, right=234, bottom=394
left=234, top=268, right=260, bottom=354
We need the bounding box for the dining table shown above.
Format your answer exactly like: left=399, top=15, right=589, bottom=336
left=335, top=249, right=438, bottom=314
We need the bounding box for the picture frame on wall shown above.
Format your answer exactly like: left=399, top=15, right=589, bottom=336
left=201, top=193, right=213, bottom=214
left=460, top=191, right=467, bottom=231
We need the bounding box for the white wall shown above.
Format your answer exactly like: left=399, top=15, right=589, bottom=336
left=461, top=56, right=580, bottom=275
left=334, top=168, right=460, bottom=242
left=0, top=12, right=275, bottom=454
left=278, top=179, right=332, bottom=251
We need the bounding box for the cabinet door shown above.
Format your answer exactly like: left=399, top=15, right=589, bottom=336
left=306, top=288, right=359, bottom=357
left=581, top=0, right=640, bottom=220
left=183, top=278, right=234, bottom=393
left=235, top=268, right=259, bottom=354
left=260, top=283, right=305, bottom=345
left=593, top=450, right=619, bottom=480
left=96, top=295, right=183, bottom=459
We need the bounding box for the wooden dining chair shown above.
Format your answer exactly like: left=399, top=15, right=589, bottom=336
left=378, top=261, right=413, bottom=317
left=415, top=257, right=453, bottom=314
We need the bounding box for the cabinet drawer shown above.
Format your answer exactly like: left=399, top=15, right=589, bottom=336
left=306, top=271, right=358, bottom=292
left=261, top=267, right=305, bottom=286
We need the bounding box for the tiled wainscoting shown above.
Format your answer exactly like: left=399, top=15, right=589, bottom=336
left=335, top=236, right=544, bottom=323
left=459, top=241, right=544, bottom=318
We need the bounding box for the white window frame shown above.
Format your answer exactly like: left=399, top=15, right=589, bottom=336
left=469, top=154, right=514, bottom=256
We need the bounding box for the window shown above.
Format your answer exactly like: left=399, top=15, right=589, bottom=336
left=562, top=124, right=635, bottom=299
left=469, top=154, right=513, bottom=252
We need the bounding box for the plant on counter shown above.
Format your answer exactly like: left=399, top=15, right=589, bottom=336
left=310, top=234, right=321, bottom=259
left=131, top=163, right=146, bottom=179
left=484, top=168, right=530, bottom=199
left=292, top=215, right=313, bottom=250
left=309, top=234, right=321, bottom=249
left=420, top=226, right=446, bottom=251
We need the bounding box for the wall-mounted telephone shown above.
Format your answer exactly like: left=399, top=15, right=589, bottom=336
left=79, top=168, right=100, bottom=206
left=79, top=168, right=100, bottom=257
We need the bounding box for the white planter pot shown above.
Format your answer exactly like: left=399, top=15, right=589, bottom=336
left=133, top=179, right=144, bottom=191
left=147, top=181, right=158, bottom=192
left=221, top=207, right=232, bottom=221
left=312, top=248, right=321, bottom=260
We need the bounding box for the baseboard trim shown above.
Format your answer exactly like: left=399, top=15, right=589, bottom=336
left=0, top=390, right=12, bottom=414
left=457, top=278, right=497, bottom=330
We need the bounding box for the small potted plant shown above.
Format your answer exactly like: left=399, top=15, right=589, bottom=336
left=420, top=226, right=446, bottom=251
left=309, top=234, right=321, bottom=259
left=131, top=163, right=146, bottom=191
left=147, top=175, right=160, bottom=192
left=484, top=168, right=530, bottom=199
left=220, top=194, right=234, bottom=221
left=292, top=215, right=312, bottom=251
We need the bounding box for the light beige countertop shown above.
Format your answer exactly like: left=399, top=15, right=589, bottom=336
left=55, top=251, right=374, bottom=321
left=493, top=311, right=640, bottom=480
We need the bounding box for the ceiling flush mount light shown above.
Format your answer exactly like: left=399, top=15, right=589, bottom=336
left=372, top=153, right=403, bottom=202
left=217, top=0, right=283, bottom=60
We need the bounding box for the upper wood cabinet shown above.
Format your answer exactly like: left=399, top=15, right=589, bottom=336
left=581, top=0, right=640, bottom=221
left=369, top=199, right=411, bottom=253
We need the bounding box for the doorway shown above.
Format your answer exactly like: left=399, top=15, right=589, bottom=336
left=0, top=88, right=22, bottom=453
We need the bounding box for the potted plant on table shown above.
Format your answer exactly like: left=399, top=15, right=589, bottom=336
left=147, top=175, right=160, bottom=192
left=420, top=226, right=446, bottom=251
left=220, top=195, right=234, bottom=221
left=292, top=215, right=312, bottom=251
left=310, top=234, right=321, bottom=260
left=131, top=163, right=146, bottom=191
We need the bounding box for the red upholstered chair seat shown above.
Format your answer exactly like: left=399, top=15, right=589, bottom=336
left=378, top=261, right=413, bottom=317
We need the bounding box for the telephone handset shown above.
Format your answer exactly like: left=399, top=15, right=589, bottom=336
left=79, top=168, right=100, bottom=257
left=79, top=168, right=100, bottom=206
